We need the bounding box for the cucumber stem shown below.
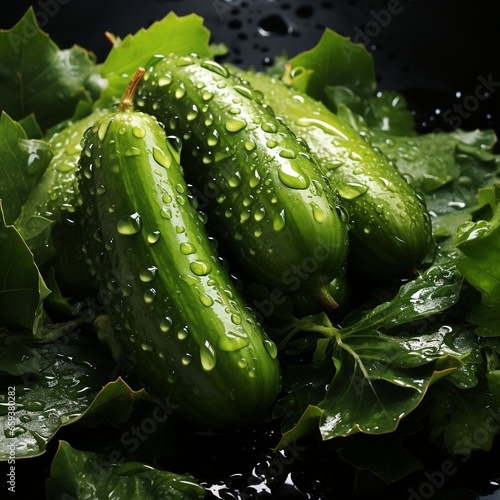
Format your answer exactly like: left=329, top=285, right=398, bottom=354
left=315, top=285, right=339, bottom=312
left=119, top=68, right=146, bottom=112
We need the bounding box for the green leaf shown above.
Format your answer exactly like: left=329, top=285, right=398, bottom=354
left=326, top=87, right=415, bottom=135
left=0, top=334, right=114, bottom=460
left=96, top=12, right=212, bottom=108
left=76, top=377, right=152, bottom=429
left=336, top=427, right=424, bottom=483
left=45, top=441, right=206, bottom=500
left=287, top=28, right=376, bottom=104
left=0, top=8, right=96, bottom=130
left=0, top=203, right=51, bottom=334
left=456, top=199, right=500, bottom=336
left=340, top=258, right=463, bottom=333
left=15, top=214, right=55, bottom=267
left=0, top=112, right=53, bottom=225
left=278, top=326, right=470, bottom=448
left=426, top=378, right=500, bottom=455
left=276, top=258, right=468, bottom=446
left=0, top=340, right=41, bottom=376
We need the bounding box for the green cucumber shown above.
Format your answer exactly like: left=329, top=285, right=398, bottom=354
left=77, top=70, right=280, bottom=429
left=237, top=70, right=434, bottom=280
left=135, top=54, right=349, bottom=308
left=19, top=109, right=107, bottom=225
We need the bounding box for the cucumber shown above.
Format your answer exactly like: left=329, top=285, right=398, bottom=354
left=236, top=70, right=434, bottom=280
left=135, top=54, right=349, bottom=308
left=19, top=109, right=107, bottom=225
left=77, top=70, right=280, bottom=429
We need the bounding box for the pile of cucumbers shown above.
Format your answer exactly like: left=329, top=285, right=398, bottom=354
left=70, top=54, right=433, bottom=429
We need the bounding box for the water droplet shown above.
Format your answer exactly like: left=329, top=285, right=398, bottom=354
left=200, top=340, right=217, bottom=371
left=141, top=341, right=153, bottom=352
left=263, top=339, right=278, bottom=359
left=167, top=371, right=177, bottom=383
left=248, top=367, right=257, bottom=378
left=181, top=353, right=193, bottom=366
left=160, top=207, right=172, bottom=219
left=279, top=149, right=296, bottom=159
left=261, top=122, right=277, bottom=133
left=96, top=184, right=106, bottom=195
left=105, top=237, right=114, bottom=250
left=158, top=74, right=173, bottom=87
left=199, top=293, right=214, bottom=307
left=187, top=104, right=199, bottom=121
left=139, top=266, right=158, bottom=282
left=177, top=327, right=189, bottom=340
left=202, top=90, right=214, bottom=101
left=225, top=117, right=247, bottom=132
left=144, top=288, right=157, bottom=303
left=153, top=146, right=172, bottom=168
left=228, top=175, right=241, bottom=188
left=207, top=130, right=219, bottom=146
left=25, top=400, right=45, bottom=411
left=148, top=231, right=161, bottom=244
left=231, top=313, right=241, bottom=325
left=311, top=202, right=325, bottom=223
left=245, top=140, right=256, bottom=151
left=190, top=260, right=212, bottom=276
left=217, top=332, right=250, bottom=351
left=273, top=209, right=286, bottom=231
left=258, top=13, right=292, bottom=36
left=160, top=317, right=173, bottom=332
left=124, top=146, right=141, bottom=156
left=254, top=207, right=266, bottom=221
left=266, top=139, right=278, bottom=148
left=117, top=212, right=142, bottom=235
left=175, top=85, right=186, bottom=99
left=277, top=162, right=309, bottom=189
left=180, top=242, right=196, bottom=255
left=295, top=117, right=349, bottom=140
left=237, top=358, right=248, bottom=369
left=132, top=126, right=146, bottom=139
left=98, top=119, right=111, bottom=140
left=337, top=182, right=368, bottom=200
left=201, top=59, right=228, bottom=77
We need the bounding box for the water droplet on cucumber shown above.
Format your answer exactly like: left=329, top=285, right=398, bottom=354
left=117, top=212, right=142, bottom=235
left=190, top=260, right=212, bottom=276
left=217, top=332, right=250, bottom=351
left=200, top=340, right=217, bottom=371
left=139, top=266, right=158, bottom=282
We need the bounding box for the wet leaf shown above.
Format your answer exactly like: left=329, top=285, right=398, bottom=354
left=0, top=335, right=114, bottom=460
left=0, top=8, right=95, bottom=131
left=45, top=441, right=206, bottom=499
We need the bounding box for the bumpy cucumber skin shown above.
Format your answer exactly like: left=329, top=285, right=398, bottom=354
left=77, top=109, right=280, bottom=430
left=135, top=54, right=349, bottom=303
left=238, top=71, right=434, bottom=280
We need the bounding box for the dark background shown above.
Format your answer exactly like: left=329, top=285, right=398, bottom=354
left=2, top=0, right=500, bottom=137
